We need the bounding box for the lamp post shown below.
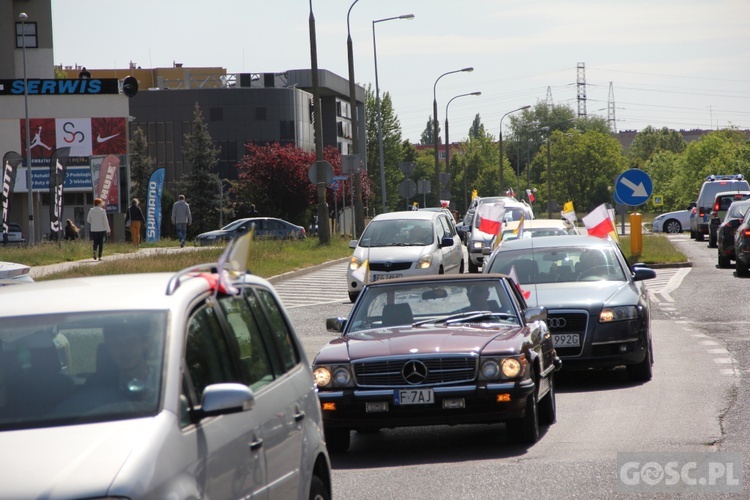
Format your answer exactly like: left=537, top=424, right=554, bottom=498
left=373, top=14, right=414, bottom=214
left=346, top=0, right=364, bottom=236
left=433, top=67, right=473, bottom=207
left=498, top=105, right=530, bottom=195
left=309, top=0, right=329, bottom=243
left=20, top=13, right=34, bottom=246
left=541, top=126, right=552, bottom=219
left=444, top=91, right=481, bottom=211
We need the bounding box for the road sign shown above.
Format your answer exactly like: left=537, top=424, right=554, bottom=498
left=615, top=169, right=653, bottom=207
left=308, top=161, right=334, bottom=185
left=399, top=162, right=417, bottom=177
left=652, top=194, right=664, bottom=206
left=398, top=179, right=417, bottom=199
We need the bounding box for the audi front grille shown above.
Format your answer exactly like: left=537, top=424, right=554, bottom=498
left=547, top=311, right=588, bottom=357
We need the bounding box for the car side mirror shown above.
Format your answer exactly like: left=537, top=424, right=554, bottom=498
left=632, top=267, right=656, bottom=281
left=524, top=306, right=547, bottom=324
left=326, top=317, right=347, bottom=333
left=440, top=236, right=454, bottom=248
left=200, top=383, right=255, bottom=418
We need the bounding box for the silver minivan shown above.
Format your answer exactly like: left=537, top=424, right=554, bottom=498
left=0, top=261, right=331, bottom=499
left=690, top=174, right=749, bottom=241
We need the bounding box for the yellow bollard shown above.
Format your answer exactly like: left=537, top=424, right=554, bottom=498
left=630, top=212, right=642, bottom=257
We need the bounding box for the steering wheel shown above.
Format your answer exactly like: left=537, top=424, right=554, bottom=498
left=577, top=265, right=614, bottom=281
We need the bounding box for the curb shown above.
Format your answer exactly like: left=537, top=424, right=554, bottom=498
left=265, top=257, right=349, bottom=284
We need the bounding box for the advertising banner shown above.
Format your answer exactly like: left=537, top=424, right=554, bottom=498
left=146, top=168, right=165, bottom=243
left=2, top=151, right=22, bottom=243
left=48, top=147, right=71, bottom=241
left=94, top=154, right=120, bottom=211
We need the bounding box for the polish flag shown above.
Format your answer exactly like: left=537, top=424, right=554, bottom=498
left=526, top=189, right=535, bottom=203
left=582, top=203, right=617, bottom=239
left=508, top=265, right=531, bottom=299
left=477, top=202, right=505, bottom=234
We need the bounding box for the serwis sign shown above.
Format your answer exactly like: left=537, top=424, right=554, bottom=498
left=0, top=79, right=120, bottom=95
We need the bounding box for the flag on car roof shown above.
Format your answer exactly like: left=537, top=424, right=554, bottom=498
left=477, top=202, right=506, bottom=235
left=582, top=203, right=618, bottom=240
left=562, top=200, right=577, bottom=223
left=526, top=189, right=535, bottom=203
left=513, top=215, right=525, bottom=239
left=508, top=265, right=531, bottom=299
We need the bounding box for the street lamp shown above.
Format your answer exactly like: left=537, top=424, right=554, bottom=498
left=309, top=0, right=330, bottom=243
left=540, top=126, right=552, bottom=218
left=346, top=0, right=364, bottom=236
left=19, top=12, right=34, bottom=246
left=433, top=67, right=473, bottom=206
left=373, top=13, right=414, bottom=214
left=444, top=91, right=481, bottom=211
left=498, top=105, right=530, bottom=195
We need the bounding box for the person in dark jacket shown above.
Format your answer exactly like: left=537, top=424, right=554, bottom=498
left=125, top=198, right=146, bottom=246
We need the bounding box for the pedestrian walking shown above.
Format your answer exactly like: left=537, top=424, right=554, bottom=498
left=171, top=194, right=192, bottom=248
left=125, top=198, right=146, bottom=246
left=64, top=219, right=80, bottom=241
left=87, top=198, right=111, bottom=260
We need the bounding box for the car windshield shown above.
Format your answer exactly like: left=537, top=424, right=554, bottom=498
left=726, top=203, right=750, bottom=221
left=346, top=280, right=520, bottom=333
left=0, top=311, right=166, bottom=431
left=486, top=246, right=626, bottom=284
left=358, top=220, right=433, bottom=247
left=502, top=227, right=567, bottom=241
left=222, top=218, right=252, bottom=231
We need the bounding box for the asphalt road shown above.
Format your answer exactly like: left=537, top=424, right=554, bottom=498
left=280, top=248, right=743, bottom=499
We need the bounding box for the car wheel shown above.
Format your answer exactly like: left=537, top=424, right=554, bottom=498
left=664, top=219, right=682, bottom=234
left=325, top=427, right=351, bottom=453
left=709, top=232, right=717, bottom=248
left=690, top=228, right=696, bottom=239
left=627, top=339, right=653, bottom=382
left=538, top=372, right=556, bottom=426
left=468, top=259, right=479, bottom=274
left=506, top=372, right=540, bottom=445
left=736, top=258, right=750, bottom=277
left=348, top=291, right=359, bottom=303
left=696, top=232, right=704, bottom=242
left=438, top=266, right=445, bottom=274
left=718, top=253, right=731, bottom=268
left=309, top=475, right=330, bottom=500
left=459, top=259, right=465, bottom=274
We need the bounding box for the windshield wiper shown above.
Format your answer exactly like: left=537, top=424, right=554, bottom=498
left=412, top=311, right=516, bottom=326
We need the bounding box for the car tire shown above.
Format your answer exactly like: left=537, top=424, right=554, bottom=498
left=627, top=339, right=653, bottom=382
left=538, top=372, right=556, bottom=426
left=664, top=219, right=682, bottom=234
left=709, top=232, right=717, bottom=248
left=506, top=387, right=539, bottom=444
left=696, top=232, right=704, bottom=242
left=348, top=291, right=359, bottom=303
left=468, top=259, right=479, bottom=274
left=718, top=253, right=731, bottom=268
left=325, top=427, right=351, bottom=453
left=690, top=228, right=696, bottom=239
left=309, top=475, right=331, bottom=500
left=459, top=259, right=465, bottom=274
left=736, top=258, right=750, bottom=277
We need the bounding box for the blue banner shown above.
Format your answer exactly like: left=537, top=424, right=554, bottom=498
left=146, top=168, right=165, bottom=243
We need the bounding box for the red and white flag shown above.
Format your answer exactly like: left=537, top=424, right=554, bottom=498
left=477, top=202, right=505, bottom=234
left=582, top=203, right=617, bottom=239
left=509, top=265, right=531, bottom=299
left=526, top=189, right=535, bottom=203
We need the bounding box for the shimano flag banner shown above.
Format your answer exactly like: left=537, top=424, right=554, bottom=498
left=2, top=151, right=22, bottom=243
left=146, top=168, right=165, bottom=243
left=48, top=147, right=71, bottom=241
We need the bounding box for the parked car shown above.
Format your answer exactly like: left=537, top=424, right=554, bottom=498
left=2, top=222, right=26, bottom=246
left=483, top=235, right=656, bottom=382
left=708, top=191, right=750, bottom=247
left=0, top=261, right=33, bottom=285
left=456, top=209, right=474, bottom=243
left=651, top=209, right=692, bottom=234
left=716, top=200, right=750, bottom=268
left=314, top=273, right=560, bottom=452
left=346, top=210, right=464, bottom=302
left=0, top=255, right=331, bottom=499
left=466, top=196, right=534, bottom=273
left=690, top=174, right=749, bottom=241
left=732, top=209, right=750, bottom=277
left=194, top=217, right=306, bottom=246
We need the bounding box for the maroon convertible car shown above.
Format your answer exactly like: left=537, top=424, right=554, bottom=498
left=313, top=274, right=561, bottom=452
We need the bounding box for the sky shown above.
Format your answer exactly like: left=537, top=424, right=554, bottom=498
left=51, top=0, right=750, bottom=144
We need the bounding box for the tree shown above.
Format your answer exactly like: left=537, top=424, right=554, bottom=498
left=128, top=127, right=154, bottom=205
left=468, top=114, right=485, bottom=139
left=365, top=84, right=406, bottom=213
left=181, top=102, right=221, bottom=236
left=628, top=126, right=687, bottom=169
left=451, top=127, right=501, bottom=211
left=420, top=116, right=441, bottom=146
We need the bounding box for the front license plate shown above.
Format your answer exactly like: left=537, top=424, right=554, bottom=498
left=553, top=334, right=580, bottom=347
left=394, top=388, right=434, bottom=405
left=372, top=273, right=403, bottom=281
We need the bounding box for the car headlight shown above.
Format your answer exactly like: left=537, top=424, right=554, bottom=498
left=600, top=305, right=638, bottom=323
left=416, top=254, right=433, bottom=269
left=479, top=356, right=526, bottom=380
left=471, top=240, right=485, bottom=250
left=349, top=255, right=362, bottom=272
left=313, top=365, right=354, bottom=388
